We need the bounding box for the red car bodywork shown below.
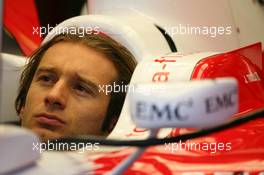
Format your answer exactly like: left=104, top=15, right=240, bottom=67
left=93, top=43, right=264, bottom=174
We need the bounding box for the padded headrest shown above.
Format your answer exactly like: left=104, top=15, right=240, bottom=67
left=42, top=15, right=171, bottom=62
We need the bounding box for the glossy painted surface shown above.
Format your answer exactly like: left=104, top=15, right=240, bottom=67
left=192, top=43, right=264, bottom=114
left=4, top=0, right=42, bottom=55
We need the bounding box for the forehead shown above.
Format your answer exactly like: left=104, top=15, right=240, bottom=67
left=38, top=41, right=118, bottom=85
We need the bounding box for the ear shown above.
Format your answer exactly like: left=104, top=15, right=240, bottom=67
left=19, top=107, right=24, bottom=120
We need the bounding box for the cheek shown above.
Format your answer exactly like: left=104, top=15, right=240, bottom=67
left=24, top=88, right=38, bottom=112
left=22, top=86, right=44, bottom=122
left=73, top=100, right=109, bottom=122
left=68, top=97, right=110, bottom=134
left=27, top=83, right=47, bottom=104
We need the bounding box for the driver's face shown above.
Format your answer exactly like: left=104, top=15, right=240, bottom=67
left=20, top=42, right=118, bottom=142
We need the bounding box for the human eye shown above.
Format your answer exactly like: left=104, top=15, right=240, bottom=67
left=36, top=74, right=55, bottom=85
left=73, top=83, right=94, bottom=96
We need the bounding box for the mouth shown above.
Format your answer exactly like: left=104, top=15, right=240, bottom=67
left=35, top=113, right=65, bottom=127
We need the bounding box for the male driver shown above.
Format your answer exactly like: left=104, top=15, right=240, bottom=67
left=15, top=31, right=136, bottom=142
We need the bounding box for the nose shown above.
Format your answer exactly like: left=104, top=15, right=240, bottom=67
left=45, top=80, right=67, bottom=110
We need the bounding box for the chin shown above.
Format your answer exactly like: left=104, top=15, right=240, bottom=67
left=31, top=127, right=63, bottom=142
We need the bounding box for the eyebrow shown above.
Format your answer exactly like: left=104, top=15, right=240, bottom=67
left=35, top=67, right=99, bottom=91
left=35, top=67, right=58, bottom=75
